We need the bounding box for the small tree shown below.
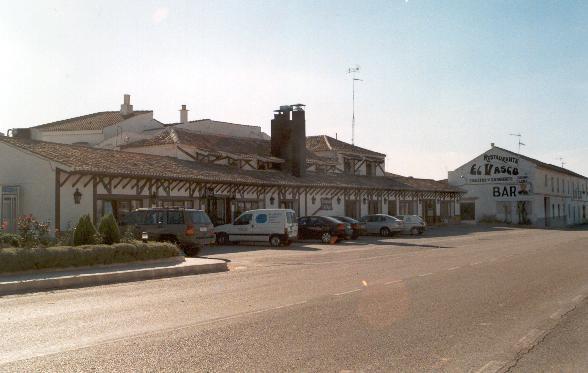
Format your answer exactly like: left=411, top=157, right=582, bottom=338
left=98, top=214, right=121, bottom=245
left=73, top=215, right=98, bottom=246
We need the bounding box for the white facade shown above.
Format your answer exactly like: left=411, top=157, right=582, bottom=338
left=449, top=146, right=588, bottom=227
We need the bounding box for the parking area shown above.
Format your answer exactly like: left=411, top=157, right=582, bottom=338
left=201, top=223, right=564, bottom=266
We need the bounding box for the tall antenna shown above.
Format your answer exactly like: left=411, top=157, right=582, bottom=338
left=557, top=157, right=565, bottom=168
left=509, top=133, right=525, bottom=154
left=347, top=65, right=362, bottom=145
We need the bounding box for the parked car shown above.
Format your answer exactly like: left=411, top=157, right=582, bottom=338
left=298, top=216, right=352, bottom=243
left=120, top=208, right=215, bottom=255
left=359, top=214, right=404, bottom=237
left=214, top=209, right=298, bottom=247
left=395, top=215, right=427, bottom=235
left=331, top=216, right=366, bottom=239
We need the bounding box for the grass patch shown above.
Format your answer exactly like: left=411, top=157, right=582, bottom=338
left=0, top=241, right=181, bottom=274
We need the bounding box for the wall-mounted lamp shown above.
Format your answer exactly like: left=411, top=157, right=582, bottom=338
left=73, top=188, right=82, bottom=204
left=269, top=196, right=275, bottom=205
left=336, top=196, right=341, bottom=205
left=311, top=196, right=316, bottom=204
left=362, top=197, right=367, bottom=205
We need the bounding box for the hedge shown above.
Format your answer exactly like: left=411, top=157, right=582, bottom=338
left=0, top=241, right=181, bottom=274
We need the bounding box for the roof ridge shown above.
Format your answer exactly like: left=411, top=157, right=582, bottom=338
left=323, top=135, right=332, bottom=150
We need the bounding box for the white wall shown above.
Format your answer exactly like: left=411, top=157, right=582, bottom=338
left=32, top=129, right=104, bottom=146
left=175, top=120, right=269, bottom=140
left=0, top=143, right=56, bottom=232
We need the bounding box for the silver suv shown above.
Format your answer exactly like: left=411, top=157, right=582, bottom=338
left=359, top=214, right=404, bottom=237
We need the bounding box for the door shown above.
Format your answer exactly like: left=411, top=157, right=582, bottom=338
left=251, top=212, right=270, bottom=241
left=230, top=213, right=253, bottom=241
left=365, top=216, right=380, bottom=234
left=307, top=217, right=323, bottom=239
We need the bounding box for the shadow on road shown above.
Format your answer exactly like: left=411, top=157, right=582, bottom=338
left=202, top=244, right=321, bottom=256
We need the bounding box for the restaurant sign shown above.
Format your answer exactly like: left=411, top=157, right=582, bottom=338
left=468, top=153, right=521, bottom=184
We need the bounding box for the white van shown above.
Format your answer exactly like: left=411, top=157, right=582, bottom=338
left=214, top=209, right=298, bottom=247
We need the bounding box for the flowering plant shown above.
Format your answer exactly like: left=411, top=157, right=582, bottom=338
left=16, top=214, right=50, bottom=248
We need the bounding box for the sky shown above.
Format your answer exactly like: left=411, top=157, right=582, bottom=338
left=1, top=0, right=587, bottom=180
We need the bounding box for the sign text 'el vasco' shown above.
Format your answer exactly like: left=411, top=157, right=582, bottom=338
left=470, top=154, right=520, bottom=177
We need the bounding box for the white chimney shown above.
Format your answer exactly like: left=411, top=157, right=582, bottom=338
left=120, top=94, right=133, bottom=115
left=180, top=104, right=189, bottom=124
left=491, top=142, right=495, bottom=148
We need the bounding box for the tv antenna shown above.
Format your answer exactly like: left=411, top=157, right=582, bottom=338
left=347, top=65, right=362, bottom=145
left=557, top=157, right=565, bottom=168
left=509, top=133, right=525, bottom=154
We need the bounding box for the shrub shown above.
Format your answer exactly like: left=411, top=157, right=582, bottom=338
left=98, top=214, right=121, bottom=245
left=120, top=226, right=136, bottom=243
left=16, top=215, right=50, bottom=248
left=0, top=232, right=20, bottom=248
left=73, top=215, right=98, bottom=246
left=0, top=242, right=181, bottom=274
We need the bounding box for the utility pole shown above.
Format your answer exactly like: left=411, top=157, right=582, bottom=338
left=347, top=66, right=362, bottom=145
left=509, top=133, right=525, bottom=154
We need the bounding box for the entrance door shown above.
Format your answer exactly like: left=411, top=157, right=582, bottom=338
left=422, top=199, right=436, bottom=225
left=344, top=200, right=359, bottom=219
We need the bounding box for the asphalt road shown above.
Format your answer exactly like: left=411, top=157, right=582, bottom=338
left=1, top=225, right=587, bottom=372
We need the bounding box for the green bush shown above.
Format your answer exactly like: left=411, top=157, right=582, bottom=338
left=73, top=215, right=98, bottom=246
left=120, top=226, right=136, bottom=243
left=0, top=242, right=181, bottom=274
left=98, top=214, right=121, bottom=245
left=0, top=232, right=20, bottom=248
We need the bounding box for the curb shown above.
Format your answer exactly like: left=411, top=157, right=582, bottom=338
left=0, top=259, right=228, bottom=297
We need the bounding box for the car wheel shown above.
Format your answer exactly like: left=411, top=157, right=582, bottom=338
left=380, top=227, right=391, bottom=237
left=269, top=235, right=282, bottom=247
left=410, top=227, right=419, bottom=235
left=183, top=245, right=201, bottom=257
left=216, top=233, right=228, bottom=245
left=320, top=232, right=332, bottom=244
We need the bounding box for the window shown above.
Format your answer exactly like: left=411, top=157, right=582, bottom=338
left=460, top=202, right=475, bottom=220
left=145, top=211, right=166, bottom=225
left=189, top=211, right=212, bottom=225
left=344, top=158, right=354, bottom=175
left=286, top=211, right=296, bottom=224
left=167, top=211, right=184, bottom=224
left=366, top=162, right=375, bottom=176
left=234, top=213, right=252, bottom=225
left=551, top=177, right=554, bottom=192
left=557, top=178, right=559, bottom=193
left=544, top=174, right=548, bottom=187
left=122, top=211, right=146, bottom=225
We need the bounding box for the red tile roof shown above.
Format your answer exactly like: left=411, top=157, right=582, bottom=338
left=32, top=111, right=152, bottom=132
left=0, top=136, right=462, bottom=193
left=306, top=135, right=386, bottom=158
left=123, top=128, right=336, bottom=165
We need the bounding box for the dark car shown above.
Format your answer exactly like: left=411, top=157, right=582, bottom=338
left=120, top=208, right=215, bottom=255
left=331, top=216, right=366, bottom=239
left=297, top=216, right=352, bottom=244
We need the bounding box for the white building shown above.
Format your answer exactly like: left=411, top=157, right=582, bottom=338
left=1, top=99, right=463, bottom=234
left=10, top=95, right=163, bottom=147
left=448, top=144, right=588, bottom=227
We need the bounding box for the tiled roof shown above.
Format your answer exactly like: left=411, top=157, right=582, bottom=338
left=0, top=136, right=462, bottom=193
left=306, top=135, right=386, bottom=158
left=32, top=111, right=152, bottom=132
left=123, top=128, right=336, bottom=165
left=493, top=146, right=587, bottom=180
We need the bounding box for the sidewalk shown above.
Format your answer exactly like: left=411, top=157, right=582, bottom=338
left=0, top=257, right=228, bottom=296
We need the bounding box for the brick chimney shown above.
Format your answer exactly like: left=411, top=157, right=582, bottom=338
left=271, top=104, right=306, bottom=177
left=120, top=94, right=133, bottom=116
left=180, top=105, right=189, bottom=124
